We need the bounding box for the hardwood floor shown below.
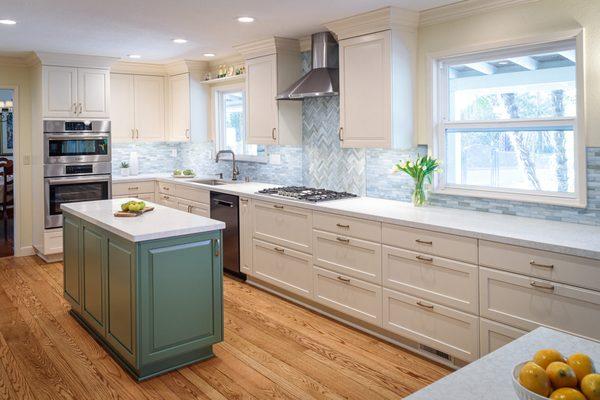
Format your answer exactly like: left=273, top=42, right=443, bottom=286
left=0, top=256, right=450, bottom=399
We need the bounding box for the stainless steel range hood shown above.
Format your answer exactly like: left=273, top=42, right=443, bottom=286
left=276, top=32, right=339, bottom=100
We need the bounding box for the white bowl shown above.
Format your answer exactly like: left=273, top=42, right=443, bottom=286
left=512, top=362, right=550, bottom=400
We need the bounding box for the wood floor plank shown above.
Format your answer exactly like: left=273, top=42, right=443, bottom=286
left=0, top=256, right=450, bottom=400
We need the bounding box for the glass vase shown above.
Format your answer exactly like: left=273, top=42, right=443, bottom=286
left=412, top=178, right=428, bottom=207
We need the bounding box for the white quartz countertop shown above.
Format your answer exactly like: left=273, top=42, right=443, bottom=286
left=61, top=199, right=225, bottom=242
left=406, top=327, right=600, bottom=400
left=112, top=174, right=600, bottom=260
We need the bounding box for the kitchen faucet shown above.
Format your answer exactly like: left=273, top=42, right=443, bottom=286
left=215, top=150, right=240, bottom=181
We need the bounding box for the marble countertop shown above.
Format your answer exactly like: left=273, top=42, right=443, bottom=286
left=406, top=327, right=600, bottom=400
left=61, top=199, right=225, bottom=242
left=112, top=174, right=600, bottom=260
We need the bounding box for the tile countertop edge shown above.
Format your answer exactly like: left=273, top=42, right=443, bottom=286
left=113, top=175, right=600, bottom=260
left=62, top=199, right=225, bottom=242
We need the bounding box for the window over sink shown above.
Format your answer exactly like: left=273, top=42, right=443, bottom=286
left=433, top=32, right=586, bottom=207
left=213, top=84, right=266, bottom=162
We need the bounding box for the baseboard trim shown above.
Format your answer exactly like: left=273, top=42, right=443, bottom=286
left=15, top=246, right=35, bottom=257
left=34, top=247, right=64, bottom=263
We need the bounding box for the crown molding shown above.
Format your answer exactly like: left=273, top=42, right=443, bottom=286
left=325, top=6, right=419, bottom=40
left=110, top=61, right=168, bottom=75
left=0, top=52, right=39, bottom=67
left=207, top=54, right=244, bottom=69
left=234, top=37, right=300, bottom=59
left=299, top=36, right=312, bottom=52
left=419, top=0, right=540, bottom=27
left=35, top=52, right=119, bottom=69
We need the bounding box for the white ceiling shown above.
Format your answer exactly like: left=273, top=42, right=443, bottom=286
left=0, top=0, right=460, bottom=62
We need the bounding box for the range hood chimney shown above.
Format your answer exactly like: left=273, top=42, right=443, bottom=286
left=276, top=32, right=339, bottom=100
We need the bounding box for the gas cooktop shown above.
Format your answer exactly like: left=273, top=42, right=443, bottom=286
left=257, top=186, right=358, bottom=203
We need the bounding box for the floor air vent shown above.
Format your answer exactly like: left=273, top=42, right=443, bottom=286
left=419, top=344, right=452, bottom=362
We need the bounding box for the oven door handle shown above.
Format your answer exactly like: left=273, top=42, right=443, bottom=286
left=46, top=175, right=112, bottom=185
left=45, top=134, right=109, bottom=140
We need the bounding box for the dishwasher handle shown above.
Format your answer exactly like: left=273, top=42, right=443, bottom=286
left=213, top=199, right=235, bottom=208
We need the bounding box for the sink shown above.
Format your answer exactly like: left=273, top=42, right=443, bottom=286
left=190, top=178, right=239, bottom=186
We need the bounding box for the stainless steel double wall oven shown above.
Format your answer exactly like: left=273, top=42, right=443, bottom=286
left=44, top=120, right=112, bottom=229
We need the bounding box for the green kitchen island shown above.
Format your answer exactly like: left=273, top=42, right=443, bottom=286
left=61, top=198, right=225, bottom=381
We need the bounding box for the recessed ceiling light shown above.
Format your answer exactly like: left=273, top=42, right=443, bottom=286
left=203, top=53, right=215, bottom=57
left=128, top=54, right=141, bottom=59
left=173, top=38, right=187, bottom=44
left=237, top=16, right=255, bottom=23
left=0, top=19, right=17, bottom=25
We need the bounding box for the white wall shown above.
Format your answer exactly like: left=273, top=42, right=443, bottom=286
left=0, top=64, right=33, bottom=255
left=416, top=0, right=600, bottom=146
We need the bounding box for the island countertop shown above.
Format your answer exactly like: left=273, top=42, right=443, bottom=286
left=406, top=327, right=600, bottom=400
left=61, top=199, right=225, bottom=242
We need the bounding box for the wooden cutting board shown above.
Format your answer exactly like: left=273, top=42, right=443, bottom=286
left=114, top=206, right=155, bottom=217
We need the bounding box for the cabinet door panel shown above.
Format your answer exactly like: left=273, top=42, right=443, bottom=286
left=253, top=201, right=312, bottom=253
left=339, top=31, right=391, bottom=148
left=110, top=74, right=135, bottom=142
left=480, top=318, right=526, bottom=356
left=140, top=235, right=222, bottom=366
left=63, top=215, right=81, bottom=311
left=246, top=55, right=278, bottom=144
left=43, top=66, right=77, bottom=118
left=169, top=73, right=190, bottom=141
left=81, top=223, right=107, bottom=335
left=78, top=68, right=110, bottom=118
left=106, top=238, right=136, bottom=365
left=134, top=75, right=165, bottom=141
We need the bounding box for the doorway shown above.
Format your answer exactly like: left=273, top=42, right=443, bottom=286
left=0, top=88, right=14, bottom=257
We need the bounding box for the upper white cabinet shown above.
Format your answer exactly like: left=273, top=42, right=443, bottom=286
left=110, top=73, right=165, bottom=142
left=235, top=37, right=302, bottom=146
left=134, top=75, right=165, bottom=141
left=326, top=7, right=418, bottom=149
left=43, top=66, right=110, bottom=119
left=168, top=73, right=191, bottom=142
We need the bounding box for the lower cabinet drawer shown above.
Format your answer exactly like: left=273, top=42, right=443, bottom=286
left=253, top=201, right=313, bottom=253
left=480, top=267, right=600, bottom=341
left=313, top=266, right=382, bottom=327
left=176, top=185, right=210, bottom=204
left=157, top=194, right=178, bottom=208
left=313, top=229, right=382, bottom=284
left=112, top=181, right=155, bottom=196
left=157, top=181, right=176, bottom=195
left=252, top=239, right=312, bottom=298
left=382, top=246, right=478, bottom=314
left=479, top=318, right=526, bottom=357
left=383, top=288, right=479, bottom=362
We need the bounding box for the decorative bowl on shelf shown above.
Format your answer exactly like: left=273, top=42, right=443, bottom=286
left=512, top=362, right=551, bottom=400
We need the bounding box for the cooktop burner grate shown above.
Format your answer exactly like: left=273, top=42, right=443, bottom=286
left=257, top=186, right=358, bottom=202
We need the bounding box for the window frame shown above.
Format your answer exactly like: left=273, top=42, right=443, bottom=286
left=212, top=83, right=267, bottom=163
left=430, top=30, right=586, bottom=207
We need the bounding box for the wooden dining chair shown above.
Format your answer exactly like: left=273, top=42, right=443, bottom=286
left=0, top=157, right=14, bottom=241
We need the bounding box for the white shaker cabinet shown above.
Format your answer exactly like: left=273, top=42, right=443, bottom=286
left=240, top=197, right=253, bottom=275
left=110, top=74, right=135, bottom=142
left=236, top=38, right=302, bottom=146
left=43, top=66, right=109, bottom=119
left=168, top=73, right=191, bottom=142
left=110, top=74, right=166, bottom=142
left=328, top=9, right=417, bottom=149
left=134, top=75, right=166, bottom=141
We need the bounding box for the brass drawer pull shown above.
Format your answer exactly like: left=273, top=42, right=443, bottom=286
left=336, top=237, right=350, bottom=243
left=273, top=204, right=284, bottom=209
left=240, top=198, right=249, bottom=203
left=416, top=301, right=434, bottom=310
left=416, top=255, right=433, bottom=262
left=163, top=195, right=170, bottom=200
left=337, top=276, right=351, bottom=283
left=272, top=128, right=277, bottom=140
left=274, top=247, right=285, bottom=253
left=336, top=223, right=350, bottom=228
left=338, top=127, right=344, bottom=141
left=214, top=239, right=220, bottom=257
left=530, top=281, right=555, bottom=291
left=415, top=239, right=433, bottom=245
left=530, top=260, right=554, bottom=269
left=128, top=186, right=139, bottom=190
left=162, top=186, right=170, bottom=191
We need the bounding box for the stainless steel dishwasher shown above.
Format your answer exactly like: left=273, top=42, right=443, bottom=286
left=210, top=192, right=241, bottom=276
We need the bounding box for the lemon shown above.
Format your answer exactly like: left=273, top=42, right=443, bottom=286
left=581, top=374, right=600, bottom=400
left=550, top=387, right=587, bottom=400
left=534, top=349, right=565, bottom=369
left=519, top=361, right=552, bottom=397
left=567, top=353, right=595, bottom=383
left=547, top=361, right=577, bottom=389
